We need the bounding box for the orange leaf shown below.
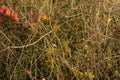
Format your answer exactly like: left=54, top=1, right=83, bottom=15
left=26, top=70, right=31, bottom=75
left=5, top=8, right=11, bottom=16
left=39, top=15, right=49, bottom=20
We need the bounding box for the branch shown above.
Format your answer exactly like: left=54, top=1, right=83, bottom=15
left=8, top=31, right=52, bottom=49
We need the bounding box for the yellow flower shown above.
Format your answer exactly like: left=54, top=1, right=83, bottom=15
left=42, top=78, right=46, bottom=80
left=84, top=45, right=89, bottom=49
left=43, top=16, right=49, bottom=20
left=107, top=18, right=112, bottom=23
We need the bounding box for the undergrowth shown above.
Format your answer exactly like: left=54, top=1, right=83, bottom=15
left=0, top=0, right=120, bottom=80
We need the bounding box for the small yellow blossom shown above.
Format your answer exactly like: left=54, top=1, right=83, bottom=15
left=84, top=45, right=89, bottom=49
left=42, top=78, right=46, bottom=80
left=107, top=18, right=112, bottom=23
left=43, top=16, right=49, bottom=20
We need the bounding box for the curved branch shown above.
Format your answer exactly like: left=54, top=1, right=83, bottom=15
left=8, top=31, right=52, bottom=49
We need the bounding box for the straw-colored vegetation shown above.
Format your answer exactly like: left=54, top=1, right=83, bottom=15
left=0, top=0, right=120, bottom=80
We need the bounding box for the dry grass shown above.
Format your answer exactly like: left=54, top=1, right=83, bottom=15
left=0, top=0, right=120, bottom=80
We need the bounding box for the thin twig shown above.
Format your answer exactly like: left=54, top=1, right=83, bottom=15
left=65, top=13, right=81, bottom=18
left=8, top=31, right=52, bottom=49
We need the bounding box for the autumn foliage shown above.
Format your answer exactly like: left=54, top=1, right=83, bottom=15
left=0, top=1, right=119, bottom=80
left=26, top=10, right=49, bottom=24
left=0, top=4, right=49, bottom=25
left=0, top=5, right=19, bottom=22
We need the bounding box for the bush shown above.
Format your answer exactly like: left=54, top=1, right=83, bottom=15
left=0, top=0, right=120, bottom=80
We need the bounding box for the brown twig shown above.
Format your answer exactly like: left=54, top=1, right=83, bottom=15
left=8, top=31, right=52, bottom=49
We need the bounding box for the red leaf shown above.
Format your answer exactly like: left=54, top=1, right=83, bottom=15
left=32, top=77, right=35, bottom=80
left=26, top=11, right=33, bottom=18
left=0, top=18, right=3, bottom=24
left=26, top=11, right=39, bottom=23
left=0, top=5, right=7, bottom=14
left=10, top=11, right=19, bottom=22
